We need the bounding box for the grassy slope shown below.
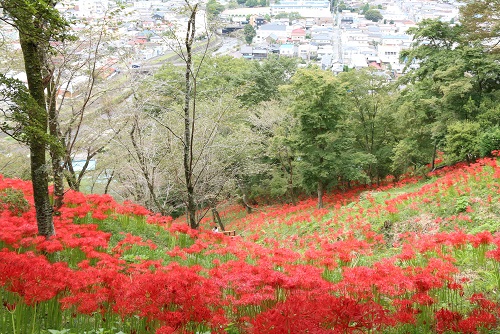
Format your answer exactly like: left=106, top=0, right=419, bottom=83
left=1, top=156, right=500, bottom=333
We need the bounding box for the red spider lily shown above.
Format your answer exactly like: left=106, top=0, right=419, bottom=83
left=468, top=231, right=493, bottom=248
left=469, top=293, right=497, bottom=310
left=0, top=156, right=499, bottom=333
left=112, top=233, right=157, bottom=255
left=0, top=250, right=71, bottom=305
left=435, top=308, right=462, bottom=333
left=250, top=291, right=390, bottom=333
left=458, top=310, right=497, bottom=333
left=486, top=236, right=500, bottom=262
left=113, top=263, right=226, bottom=330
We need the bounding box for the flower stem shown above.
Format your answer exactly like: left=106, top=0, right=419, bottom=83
left=31, top=303, right=37, bottom=334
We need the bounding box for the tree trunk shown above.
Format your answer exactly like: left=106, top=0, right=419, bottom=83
left=47, top=77, right=65, bottom=212
left=236, top=178, right=253, bottom=213
left=64, top=155, right=79, bottom=191
left=103, top=170, right=114, bottom=194
left=287, top=155, right=296, bottom=206
left=317, top=180, right=324, bottom=209
left=183, top=4, right=198, bottom=230
left=212, top=207, right=225, bottom=231
left=20, top=36, right=55, bottom=238
left=431, top=140, right=438, bottom=171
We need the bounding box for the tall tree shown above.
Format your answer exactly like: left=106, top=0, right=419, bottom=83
left=338, top=68, right=396, bottom=183
left=0, top=0, right=69, bottom=237
left=131, top=3, right=250, bottom=228
left=285, top=67, right=347, bottom=208
left=399, top=18, right=500, bottom=168
left=243, top=24, right=256, bottom=45
left=49, top=15, right=125, bottom=194
left=248, top=100, right=299, bottom=205
left=459, top=0, right=500, bottom=50
left=238, top=55, right=297, bottom=106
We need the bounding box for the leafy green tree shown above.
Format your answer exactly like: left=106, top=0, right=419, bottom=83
left=285, top=67, right=348, bottom=208
left=246, top=100, right=300, bottom=205
left=274, top=13, right=289, bottom=19
left=338, top=68, right=397, bottom=183
left=206, top=0, right=225, bottom=18
left=391, top=138, right=430, bottom=177
left=0, top=0, right=69, bottom=237
left=459, top=0, right=500, bottom=48
left=227, top=0, right=238, bottom=8
left=364, top=9, right=383, bottom=22
left=245, top=0, right=258, bottom=7
left=444, top=121, right=481, bottom=163
left=399, top=18, right=500, bottom=168
left=238, top=55, right=297, bottom=106
left=289, top=12, right=303, bottom=21
left=478, top=126, right=500, bottom=157
left=243, top=24, right=256, bottom=44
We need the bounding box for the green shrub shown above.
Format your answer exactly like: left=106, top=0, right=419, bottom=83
left=444, top=121, right=481, bottom=163
left=478, top=126, right=500, bottom=157
left=454, top=195, right=469, bottom=214
left=0, top=188, right=30, bottom=216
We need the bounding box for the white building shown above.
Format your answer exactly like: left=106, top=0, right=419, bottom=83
left=270, top=1, right=330, bottom=16
left=255, top=23, right=288, bottom=44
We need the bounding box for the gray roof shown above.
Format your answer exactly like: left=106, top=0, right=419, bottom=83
left=312, top=33, right=332, bottom=40
left=259, top=23, right=287, bottom=31
left=240, top=45, right=253, bottom=54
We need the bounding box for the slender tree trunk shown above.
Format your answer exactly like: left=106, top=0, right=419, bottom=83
left=212, top=207, right=225, bottom=231
left=183, top=4, right=198, bottom=229
left=20, top=35, right=55, bottom=238
left=431, top=140, right=438, bottom=171
left=64, top=154, right=79, bottom=191
left=130, top=123, right=166, bottom=214
left=317, top=180, right=324, bottom=209
left=47, top=78, right=65, bottom=212
left=287, top=155, right=296, bottom=206
left=236, top=178, right=252, bottom=213
left=104, top=170, right=114, bottom=194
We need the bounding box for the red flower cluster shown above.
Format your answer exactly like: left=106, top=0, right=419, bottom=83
left=1, top=155, right=500, bottom=333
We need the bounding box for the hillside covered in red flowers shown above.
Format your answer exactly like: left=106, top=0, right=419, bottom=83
left=1, top=156, right=500, bottom=333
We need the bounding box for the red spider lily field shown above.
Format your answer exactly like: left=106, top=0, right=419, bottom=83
left=1, top=156, right=500, bottom=333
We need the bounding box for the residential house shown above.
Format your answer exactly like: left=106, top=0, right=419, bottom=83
left=314, top=15, right=334, bottom=26
left=252, top=48, right=268, bottom=59
left=321, top=54, right=332, bottom=70
left=350, top=54, right=368, bottom=69
left=377, top=43, right=404, bottom=73
left=250, top=16, right=265, bottom=27
left=58, top=75, right=88, bottom=99
left=255, top=23, right=288, bottom=44
left=298, top=43, right=318, bottom=60
left=317, top=45, right=333, bottom=59
left=290, top=28, right=307, bottom=43
left=142, top=20, right=155, bottom=29
left=345, top=30, right=371, bottom=47
left=150, top=35, right=163, bottom=44
left=269, top=44, right=281, bottom=54
left=279, top=44, right=296, bottom=57
left=311, top=32, right=332, bottom=45
left=305, top=18, right=315, bottom=29
left=240, top=45, right=253, bottom=59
